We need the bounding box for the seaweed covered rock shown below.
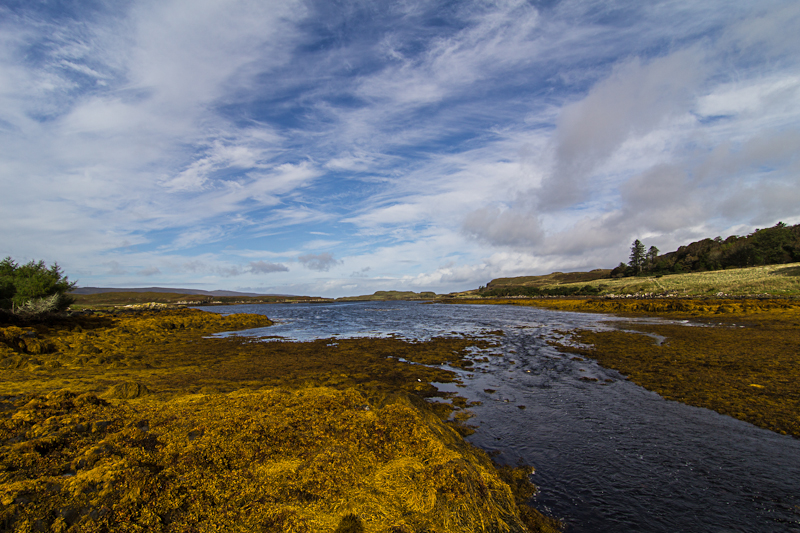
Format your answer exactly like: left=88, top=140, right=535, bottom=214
left=0, top=308, right=558, bottom=531
left=0, top=387, right=544, bottom=532
left=103, top=381, right=151, bottom=399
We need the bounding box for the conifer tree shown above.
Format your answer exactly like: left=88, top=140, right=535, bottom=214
left=629, top=240, right=646, bottom=274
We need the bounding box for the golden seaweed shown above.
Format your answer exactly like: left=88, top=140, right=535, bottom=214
left=0, top=309, right=559, bottom=532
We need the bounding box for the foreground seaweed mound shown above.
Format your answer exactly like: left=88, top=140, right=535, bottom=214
left=0, top=309, right=560, bottom=532
left=1, top=387, right=546, bottom=533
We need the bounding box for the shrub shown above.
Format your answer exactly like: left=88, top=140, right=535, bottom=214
left=0, top=257, right=76, bottom=315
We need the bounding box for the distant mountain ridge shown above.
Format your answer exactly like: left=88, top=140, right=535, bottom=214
left=70, top=287, right=289, bottom=297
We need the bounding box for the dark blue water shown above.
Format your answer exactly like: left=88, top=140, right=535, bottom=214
left=199, top=300, right=800, bottom=532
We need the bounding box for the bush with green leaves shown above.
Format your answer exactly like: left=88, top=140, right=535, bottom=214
left=0, top=257, right=76, bottom=315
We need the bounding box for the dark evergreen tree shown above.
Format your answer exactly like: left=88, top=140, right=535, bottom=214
left=646, top=246, right=659, bottom=269
left=629, top=239, right=646, bottom=274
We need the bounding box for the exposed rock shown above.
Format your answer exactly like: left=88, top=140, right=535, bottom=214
left=104, top=382, right=150, bottom=399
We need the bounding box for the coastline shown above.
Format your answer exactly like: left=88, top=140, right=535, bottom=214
left=0, top=308, right=561, bottom=532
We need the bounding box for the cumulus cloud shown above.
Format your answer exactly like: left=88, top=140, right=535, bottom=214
left=216, top=266, right=243, bottom=277
left=248, top=260, right=289, bottom=274
left=105, top=261, right=127, bottom=275
left=538, top=50, right=704, bottom=211
left=298, top=252, right=340, bottom=272
left=462, top=206, right=544, bottom=248
left=3, top=0, right=799, bottom=298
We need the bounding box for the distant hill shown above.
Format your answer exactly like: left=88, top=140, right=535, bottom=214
left=337, top=290, right=439, bottom=301
left=474, top=269, right=612, bottom=298
left=486, top=269, right=612, bottom=288
left=70, top=291, right=328, bottom=308
left=70, top=287, right=290, bottom=297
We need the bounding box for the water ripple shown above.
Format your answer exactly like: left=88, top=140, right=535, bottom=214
left=200, top=301, right=800, bottom=532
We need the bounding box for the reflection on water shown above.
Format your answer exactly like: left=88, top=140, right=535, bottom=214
left=200, top=301, right=800, bottom=532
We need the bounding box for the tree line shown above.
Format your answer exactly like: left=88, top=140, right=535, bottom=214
left=614, top=222, right=800, bottom=278
left=479, top=284, right=603, bottom=298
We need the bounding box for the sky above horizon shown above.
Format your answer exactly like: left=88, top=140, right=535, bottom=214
left=2, top=0, right=799, bottom=297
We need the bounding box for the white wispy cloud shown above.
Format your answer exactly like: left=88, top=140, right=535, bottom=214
left=1, top=0, right=797, bottom=297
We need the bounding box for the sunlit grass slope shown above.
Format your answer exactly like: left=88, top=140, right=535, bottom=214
left=466, top=262, right=800, bottom=297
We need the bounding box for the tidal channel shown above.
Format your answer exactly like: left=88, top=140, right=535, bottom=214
left=201, top=300, right=800, bottom=532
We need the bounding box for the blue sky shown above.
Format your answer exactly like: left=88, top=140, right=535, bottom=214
left=1, top=0, right=799, bottom=297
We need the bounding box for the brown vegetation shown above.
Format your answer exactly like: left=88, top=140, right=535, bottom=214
left=69, top=292, right=328, bottom=308
left=0, top=309, right=560, bottom=532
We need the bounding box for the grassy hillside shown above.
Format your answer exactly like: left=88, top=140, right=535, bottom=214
left=487, top=269, right=612, bottom=288
left=468, top=262, right=800, bottom=298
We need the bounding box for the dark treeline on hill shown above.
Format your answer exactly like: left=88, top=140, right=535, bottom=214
left=477, top=222, right=800, bottom=298
left=613, top=222, right=800, bottom=278
left=480, top=285, right=603, bottom=297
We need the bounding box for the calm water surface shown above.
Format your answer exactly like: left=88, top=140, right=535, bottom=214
left=200, top=301, right=800, bottom=532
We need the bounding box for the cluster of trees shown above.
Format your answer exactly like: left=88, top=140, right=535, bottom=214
left=0, top=257, right=76, bottom=316
left=479, top=284, right=603, bottom=298
left=613, top=222, right=800, bottom=277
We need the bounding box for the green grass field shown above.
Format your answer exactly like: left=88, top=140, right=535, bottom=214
left=585, top=263, right=800, bottom=296
left=459, top=262, right=800, bottom=298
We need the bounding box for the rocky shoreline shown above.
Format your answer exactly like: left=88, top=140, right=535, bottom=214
left=0, top=308, right=561, bottom=533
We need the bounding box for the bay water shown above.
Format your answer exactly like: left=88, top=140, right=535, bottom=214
left=201, top=300, right=800, bottom=532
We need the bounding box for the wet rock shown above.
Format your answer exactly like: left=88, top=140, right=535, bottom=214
left=334, top=513, right=364, bottom=533
left=78, top=345, right=102, bottom=355
left=104, top=382, right=151, bottom=399
left=91, top=420, right=110, bottom=433
left=12, top=410, right=36, bottom=422
left=0, top=355, right=27, bottom=369
left=74, top=393, right=107, bottom=408
left=46, top=390, right=77, bottom=403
